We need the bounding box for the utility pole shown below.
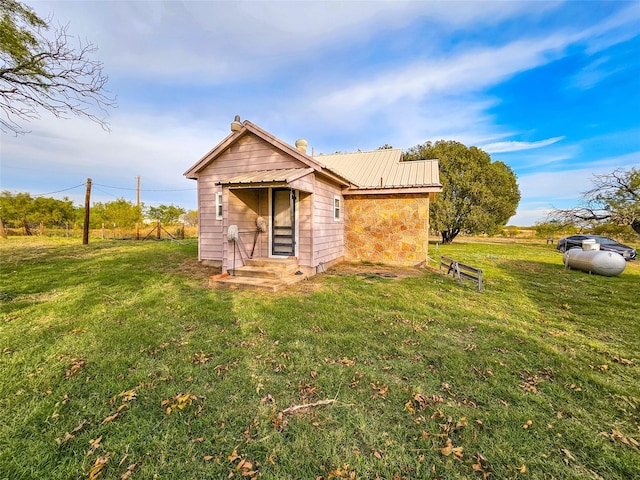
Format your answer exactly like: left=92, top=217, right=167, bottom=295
left=136, top=176, right=141, bottom=240
left=82, top=178, right=92, bottom=245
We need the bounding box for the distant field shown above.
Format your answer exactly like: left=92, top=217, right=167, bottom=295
left=1, top=237, right=638, bottom=479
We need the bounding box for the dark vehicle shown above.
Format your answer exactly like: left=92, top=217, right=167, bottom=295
left=556, top=235, right=637, bottom=260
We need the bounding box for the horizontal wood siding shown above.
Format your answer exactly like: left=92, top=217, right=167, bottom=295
left=197, top=177, right=223, bottom=262
left=196, top=134, right=303, bottom=266
left=214, top=135, right=301, bottom=176
left=313, top=177, right=344, bottom=265
left=290, top=174, right=315, bottom=193
left=297, top=191, right=312, bottom=267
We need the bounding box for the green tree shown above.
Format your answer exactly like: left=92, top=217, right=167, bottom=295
left=146, top=204, right=186, bottom=225
left=549, top=167, right=640, bottom=236
left=91, top=198, right=142, bottom=228
left=0, top=190, right=33, bottom=234
left=31, top=196, right=76, bottom=226
left=404, top=140, right=520, bottom=244
left=0, top=191, right=76, bottom=234
left=0, top=0, right=115, bottom=134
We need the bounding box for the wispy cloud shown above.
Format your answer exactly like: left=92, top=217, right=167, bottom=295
left=482, top=136, right=565, bottom=153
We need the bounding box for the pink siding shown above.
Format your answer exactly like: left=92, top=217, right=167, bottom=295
left=195, top=132, right=345, bottom=271
left=290, top=173, right=315, bottom=193
left=197, top=135, right=301, bottom=267
left=313, top=177, right=345, bottom=265
left=297, top=192, right=312, bottom=267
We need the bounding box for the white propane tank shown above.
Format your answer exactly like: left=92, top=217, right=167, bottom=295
left=563, top=249, right=626, bottom=276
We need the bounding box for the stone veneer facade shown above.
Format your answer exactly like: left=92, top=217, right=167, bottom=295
left=344, top=194, right=431, bottom=266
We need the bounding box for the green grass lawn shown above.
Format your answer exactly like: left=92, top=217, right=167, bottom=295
left=1, top=237, right=638, bottom=480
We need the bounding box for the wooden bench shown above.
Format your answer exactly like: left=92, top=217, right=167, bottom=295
left=439, top=256, right=483, bottom=291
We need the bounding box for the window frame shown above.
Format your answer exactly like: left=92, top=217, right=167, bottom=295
left=216, top=191, right=223, bottom=220
left=333, top=195, right=341, bottom=222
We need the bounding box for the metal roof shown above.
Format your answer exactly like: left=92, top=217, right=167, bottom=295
left=313, top=149, right=441, bottom=189
left=218, top=167, right=314, bottom=186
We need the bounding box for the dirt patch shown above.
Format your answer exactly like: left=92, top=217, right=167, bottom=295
left=179, top=258, right=221, bottom=285
left=325, top=261, right=426, bottom=280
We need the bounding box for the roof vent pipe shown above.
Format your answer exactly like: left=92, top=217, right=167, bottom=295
left=295, top=139, right=308, bottom=154
left=230, top=115, right=242, bottom=132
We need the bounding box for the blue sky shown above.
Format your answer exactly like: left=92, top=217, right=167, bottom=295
left=2, top=0, right=639, bottom=226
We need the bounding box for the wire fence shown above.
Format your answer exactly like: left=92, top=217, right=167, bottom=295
left=1, top=222, right=198, bottom=240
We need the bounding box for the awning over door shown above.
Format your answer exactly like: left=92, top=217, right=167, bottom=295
left=218, top=168, right=314, bottom=192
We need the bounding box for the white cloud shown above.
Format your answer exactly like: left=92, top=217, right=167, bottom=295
left=30, top=1, right=562, bottom=84
left=482, top=136, right=565, bottom=153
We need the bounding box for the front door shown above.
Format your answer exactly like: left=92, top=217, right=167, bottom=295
left=272, top=188, right=295, bottom=256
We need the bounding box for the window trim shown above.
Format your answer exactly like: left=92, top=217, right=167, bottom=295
left=216, top=191, right=223, bottom=220
left=333, top=195, right=341, bottom=221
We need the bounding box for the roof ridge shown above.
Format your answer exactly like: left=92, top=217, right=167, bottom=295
left=313, top=148, right=403, bottom=157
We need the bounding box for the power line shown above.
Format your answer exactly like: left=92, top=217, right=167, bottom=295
left=32, top=184, right=86, bottom=197
left=92, top=182, right=196, bottom=192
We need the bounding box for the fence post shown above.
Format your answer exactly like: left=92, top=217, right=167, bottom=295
left=82, top=178, right=92, bottom=245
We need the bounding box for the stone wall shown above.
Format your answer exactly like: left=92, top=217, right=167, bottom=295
left=344, top=194, right=430, bottom=266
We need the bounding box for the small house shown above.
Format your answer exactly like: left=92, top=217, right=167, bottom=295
left=183, top=117, right=442, bottom=283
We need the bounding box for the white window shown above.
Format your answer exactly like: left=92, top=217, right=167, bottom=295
left=216, top=192, right=223, bottom=220
left=333, top=195, right=341, bottom=221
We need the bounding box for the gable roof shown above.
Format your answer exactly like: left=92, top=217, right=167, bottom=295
left=314, top=149, right=441, bottom=194
left=183, top=120, right=351, bottom=187
left=183, top=119, right=441, bottom=195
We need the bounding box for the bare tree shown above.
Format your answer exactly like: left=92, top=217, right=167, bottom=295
left=0, top=0, right=116, bottom=135
left=549, top=168, right=640, bottom=235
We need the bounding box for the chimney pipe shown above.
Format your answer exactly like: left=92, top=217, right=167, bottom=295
left=230, top=115, right=242, bottom=132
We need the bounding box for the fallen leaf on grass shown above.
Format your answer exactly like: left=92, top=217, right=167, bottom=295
left=120, top=463, right=136, bottom=480
left=440, top=438, right=463, bottom=459
left=87, top=453, right=110, bottom=480
left=204, top=455, right=214, bottom=461
left=55, top=432, right=75, bottom=445
left=65, top=358, right=86, bottom=378
left=118, top=389, right=137, bottom=402
left=87, top=436, right=103, bottom=456
left=561, top=448, right=576, bottom=463
left=471, top=452, right=491, bottom=478
left=612, top=356, right=633, bottom=366
left=73, top=419, right=89, bottom=432
left=161, top=393, right=198, bottom=415
left=370, top=382, right=388, bottom=399
left=192, top=352, right=210, bottom=364
left=404, top=392, right=444, bottom=413
left=228, top=448, right=240, bottom=462
left=102, top=413, right=119, bottom=425
left=260, top=394, right=275, bottom=404
left=600, top=429, right=640, bottom=448
left=228, top=449, right=258, bottom=479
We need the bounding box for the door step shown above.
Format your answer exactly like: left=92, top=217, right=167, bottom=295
left=211, top=257, right=308, bottom=292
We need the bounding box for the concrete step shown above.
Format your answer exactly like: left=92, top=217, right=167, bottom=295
left=243, top=257, right=298, bottom=269
left=230, top=257, right=299, bottom=279
left=210, top=256, right=306, bottom=291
